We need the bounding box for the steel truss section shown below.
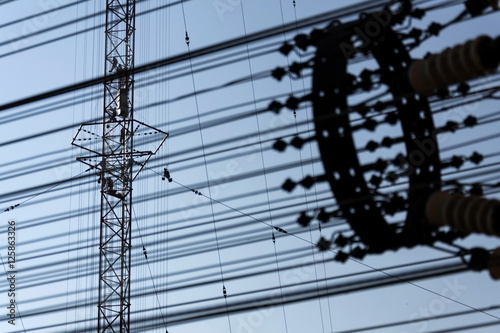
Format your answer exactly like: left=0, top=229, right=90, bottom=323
left=72, top=118, right=167, bottom=333
left=72, top=1, right=167, bottom=332
left=97, top=2, right=137, bottom=331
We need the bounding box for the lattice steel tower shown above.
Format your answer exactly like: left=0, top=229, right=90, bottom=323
left=72, top=1, right=167, bottom=332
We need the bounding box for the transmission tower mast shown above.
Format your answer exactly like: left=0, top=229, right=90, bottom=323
left=72, top=1, right=167, bottom=332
